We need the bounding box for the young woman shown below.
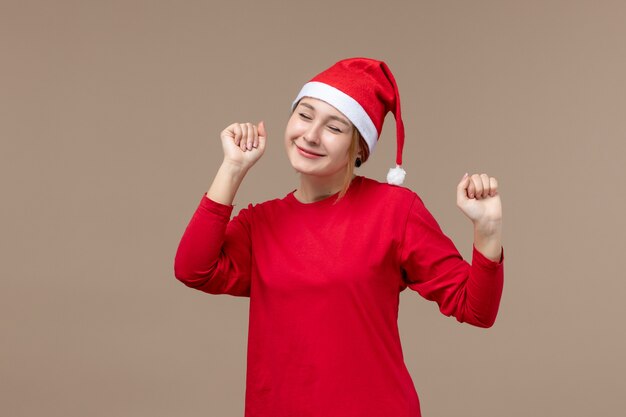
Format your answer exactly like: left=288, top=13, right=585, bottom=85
left=174, top=57, right=504, bottom=417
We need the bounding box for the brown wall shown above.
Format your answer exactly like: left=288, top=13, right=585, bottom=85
left=2, top=1, right=625, bottom=416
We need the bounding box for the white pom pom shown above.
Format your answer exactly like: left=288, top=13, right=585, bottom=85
left=387, top=165, right=406, bottom=185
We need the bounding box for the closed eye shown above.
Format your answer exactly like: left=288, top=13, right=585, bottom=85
left=299, top=113, right=312, bottom=120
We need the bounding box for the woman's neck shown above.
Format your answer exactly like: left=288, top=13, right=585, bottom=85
left=294, top=172, right=353, bottom=203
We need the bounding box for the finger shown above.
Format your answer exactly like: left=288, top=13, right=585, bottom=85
left=246, top=122, right=254, bottom=150
left=456, top=172, right=470, bottom=203
left=468, top=178, right=476, bottom=199
left=222, top=123, right=236, bottom=140
left=257, top=121, right=268, bottom=152
left=252, top=124, right=259, bottom=148
left=258, top=120, right=267, bottom=139
left=232, top=123, right=243, bottom=147
left=239, top=123, right=248, bottom=151
left=489, top=177, right=498, bottom=196
left=470, top=174, right=482, bottom=199
left=479, top=173, right=490, bottom=199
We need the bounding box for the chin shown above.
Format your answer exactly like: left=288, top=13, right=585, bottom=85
left=292, top=163, right=348, bottom=180
left=290, top=162, right=318, bottom=176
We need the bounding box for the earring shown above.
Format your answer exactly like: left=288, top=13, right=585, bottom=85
left=355, top=157, right=362, bottom=168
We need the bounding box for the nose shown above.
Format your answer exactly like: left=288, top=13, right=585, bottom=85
left=302, top=123, right=322, bottom=146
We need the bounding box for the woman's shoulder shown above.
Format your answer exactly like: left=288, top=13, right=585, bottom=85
left=232, top=192, right=294, bottom=220
left=234, top=197, right=279, bottom=213
left=354, top=175, right=418, bottom=203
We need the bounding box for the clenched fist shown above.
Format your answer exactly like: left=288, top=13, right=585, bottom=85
left=220, top=121, right=267, bottom=172
left=457, top=173, right=502, bottom=228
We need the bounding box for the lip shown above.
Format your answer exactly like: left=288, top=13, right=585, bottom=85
left=295, top=144, right=325, bottom=158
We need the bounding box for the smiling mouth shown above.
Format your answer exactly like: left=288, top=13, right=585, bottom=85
left=295, top=144, right=325, bottom=157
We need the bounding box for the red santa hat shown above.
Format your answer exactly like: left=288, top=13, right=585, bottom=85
left=291, top=57, right=406, bottom=185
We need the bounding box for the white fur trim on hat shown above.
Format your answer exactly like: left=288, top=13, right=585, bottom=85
left=292, top=81, right=378, bottom=154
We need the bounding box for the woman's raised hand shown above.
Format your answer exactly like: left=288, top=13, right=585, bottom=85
left=456, top=173, right=502, bottom=227
left=220, top=121, right=267, bottom=172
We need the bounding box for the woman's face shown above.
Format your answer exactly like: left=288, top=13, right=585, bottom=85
left=284, top=97, right=355, bottom=179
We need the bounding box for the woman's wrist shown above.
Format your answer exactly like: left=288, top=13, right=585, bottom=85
left=473, top=218, right=502, bottom=237
left=473, top=221, right=502, bottom=262
left=206, top=161, right=249, bottom=205
left=220, top=159, right=250, bottom=179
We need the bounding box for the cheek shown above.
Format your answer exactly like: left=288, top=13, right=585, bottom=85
left=284, top=124, right=300, bottom=155
left=285, top=118, right=302, bottom=139
left=328, top=136, right=352, bottom=157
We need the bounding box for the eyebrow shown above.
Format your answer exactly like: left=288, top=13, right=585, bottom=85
left=299, top=102, right=351, bottom=127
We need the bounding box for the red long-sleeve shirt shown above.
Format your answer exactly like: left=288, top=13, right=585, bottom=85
left=174, top=176, right=504, bottom=417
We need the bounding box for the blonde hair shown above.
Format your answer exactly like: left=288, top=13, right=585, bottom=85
left=337, top=127, right=369, bottom=200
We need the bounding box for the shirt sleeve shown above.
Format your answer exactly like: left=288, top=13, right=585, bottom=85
left=173, top=194, right=252, bottom=297
left=399, top=194, right=504, bottom=328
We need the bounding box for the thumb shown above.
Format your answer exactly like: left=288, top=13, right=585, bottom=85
left=257, top=120, right=267, bottom=139
left=456, top=172, right=470, bottom=204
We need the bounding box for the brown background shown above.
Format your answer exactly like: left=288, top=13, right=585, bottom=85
left=2, top=1, right=625, bottom=416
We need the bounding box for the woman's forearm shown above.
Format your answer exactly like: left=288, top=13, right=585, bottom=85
left=207, top=161, right=249, bottom=206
